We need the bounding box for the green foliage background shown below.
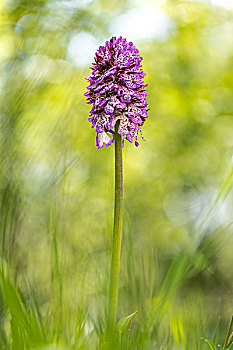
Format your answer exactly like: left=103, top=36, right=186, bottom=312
left=0, top=0, right=233, bottom=348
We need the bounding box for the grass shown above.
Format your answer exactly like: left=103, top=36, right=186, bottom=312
left=0, top=165, right=232, bottom=349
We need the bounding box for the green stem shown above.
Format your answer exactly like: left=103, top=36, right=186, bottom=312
left=106, top=120, right=123, bottom=333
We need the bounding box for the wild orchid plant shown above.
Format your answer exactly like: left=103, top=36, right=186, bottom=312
left=84, top=36, right=149, bottom=339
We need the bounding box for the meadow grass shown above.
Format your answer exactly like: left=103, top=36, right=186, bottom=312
left=0, top=165, right=232, bottom=349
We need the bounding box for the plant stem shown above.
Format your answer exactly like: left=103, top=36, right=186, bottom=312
left=106, top=120, right=123, bottom=333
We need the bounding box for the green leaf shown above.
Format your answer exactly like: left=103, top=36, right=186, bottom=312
left=212, top=318, right=221, bottom=344
left=0, top=264, right=45, bottom=347
left=201, top=337, right=217, bottom=350
left=116, top=311, right=137, bottom=350
left=223, top=317, right=233, bottom=350
left=116, top=311, right=138, bottom=335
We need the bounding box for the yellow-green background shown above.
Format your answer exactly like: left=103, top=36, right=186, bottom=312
left=0, top=0, right=233, bottom=348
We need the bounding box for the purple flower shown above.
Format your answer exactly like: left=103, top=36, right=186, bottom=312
left=84, top=36, right=149, bottom=149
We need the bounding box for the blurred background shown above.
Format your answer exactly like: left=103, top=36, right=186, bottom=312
left=0, top=0, right=233, bottom=348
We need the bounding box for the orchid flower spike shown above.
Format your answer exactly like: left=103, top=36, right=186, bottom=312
left=84, top=36, right=149, bottom=149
